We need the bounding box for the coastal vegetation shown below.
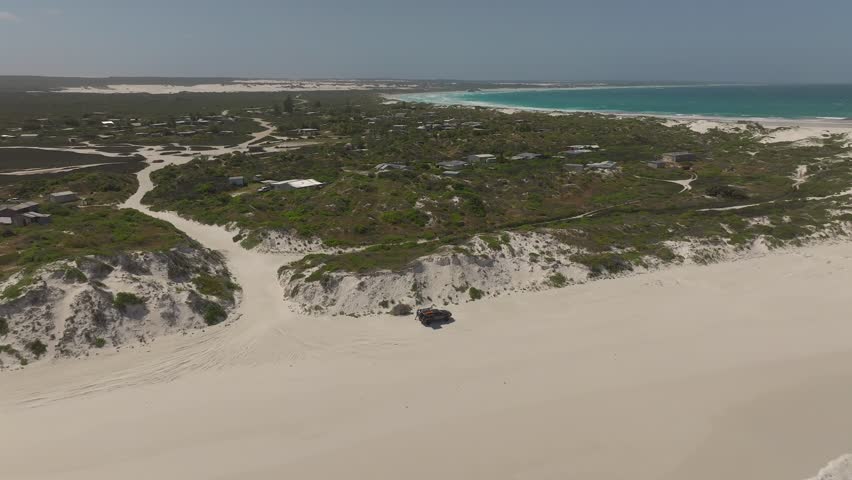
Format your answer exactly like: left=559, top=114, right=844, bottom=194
left=140, top=93, right=852, bottom=277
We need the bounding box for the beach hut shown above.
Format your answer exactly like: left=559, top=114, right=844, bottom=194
left=437, top=160, right=468, bottom=171
left=271, top=179, right=324, bottom=191
left=228, top=176, right=246, bottom=187
left=510, top=152, right=542, bottom=161
left=661, top=152, right=696, bottom=163
left=467, top=154, right=496, bottom=164
left=49, top=191, right=79, bottom=203
left=587, top=161, right=618, bottom=171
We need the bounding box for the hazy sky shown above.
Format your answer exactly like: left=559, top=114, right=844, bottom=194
left=1, top=0, right=851, bottom=82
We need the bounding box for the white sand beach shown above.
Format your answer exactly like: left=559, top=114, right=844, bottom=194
left=56, top=80, right=417, bottom=94
left=2, top=234, right=852, bottom=479
left=2, top=117, right=851, bottom=480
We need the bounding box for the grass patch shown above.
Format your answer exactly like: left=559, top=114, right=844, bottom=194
left=203, top=303, right=227, bottom=326
left=26, top=339, right=47, bottom=358
left=59, top=266, right=88, bottom=283
left=193, top=273, right=238, bottom=302
left=0, top=344, right=27, bottom=365
left=1, top=273, right=36, bottom=301
left=547, top=272, right=568, bottom=288
left=0, top=207, right=190, bottom=280
left=113, top=292, right=145, bottom=312
left=573, top=253, right=634, bottom=278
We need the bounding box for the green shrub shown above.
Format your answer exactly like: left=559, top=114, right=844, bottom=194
left=390, top=303, right=412, bottom=316
left=574, top=253, right=633, bottom=278
left=547, top=272, right=568, bottom=288
left=61, top=266, right=88, bottom=283
left=706, top=185, right=749, bottom=200
left=380, top=209, right=429, bottom=226
left=0, top=317, right=8, bottom=336
left=203, top=303, right=227, bottom=326
left=193, top=274, right=238, bottom=302
left=93, top=337, right=106, bottom=348
left=480, top=235, right=505, bottom=250
left=113, top=292, right=145, bottom=312
left=27, top=339, right=47, bottom=358
left=2, top=273, right=36, bottom=301
left=468, top=287, right=484, bottom=301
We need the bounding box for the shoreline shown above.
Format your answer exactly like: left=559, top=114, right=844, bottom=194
left=390, top=89, right=852, bottom=128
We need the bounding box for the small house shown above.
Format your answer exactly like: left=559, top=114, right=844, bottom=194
left=0, top=201, right=44, bottom=226
left=228, top=176, right=246, bottom=187
left=437, top=160, right=468, bottom=171
left=49, top=191, right=79, bottom=203
left=294, top=128, right=319, bottom=137
left=564, top=163, right=585, bottom=172
left=467, top=154, right=496, bottom=164
left=587, top=161, right=618, bottom=171
left=271, top=179, right=324, bottom=191
left=101, top=120, right=116, bottom=128
left=560, top=149, right=592, bottom=156
left=510, top=152, right=542, bottom=161
left=647, top=160, right=671, bottom=169
left=22, top=212, right=51, bottom=225
left=375, top=163, right=410, bottom=172
left=661, top=152, right=696, bottom=163
left=248, top=145, right=265, bottom=153
left=567, top=144, right=601, bottom=151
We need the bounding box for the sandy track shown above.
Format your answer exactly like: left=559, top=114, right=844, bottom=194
left=636, top=173, right=697, bottom=193
left=2, top=120, right=852, bottom=479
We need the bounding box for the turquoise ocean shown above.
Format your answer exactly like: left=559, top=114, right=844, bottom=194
left=398, top=85, right=852, bottom=120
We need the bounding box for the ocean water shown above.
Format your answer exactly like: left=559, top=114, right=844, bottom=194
left=398, top=84, right=852, bottom=120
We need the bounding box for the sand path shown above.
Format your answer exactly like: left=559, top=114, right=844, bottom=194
left=792, top=165, right=809, bottom=190
left=636, top=173, right=698, bottom=193
left=2, top=119, right=852, bottom=480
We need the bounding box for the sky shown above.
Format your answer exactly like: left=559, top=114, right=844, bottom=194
left=1, top=0, right=852, bottom=83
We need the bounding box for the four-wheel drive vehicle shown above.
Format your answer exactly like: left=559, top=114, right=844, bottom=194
left=416, top=307, right=452, bottom=326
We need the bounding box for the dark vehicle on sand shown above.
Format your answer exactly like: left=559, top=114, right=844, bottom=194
left=416, top=307, right=453, bottom=326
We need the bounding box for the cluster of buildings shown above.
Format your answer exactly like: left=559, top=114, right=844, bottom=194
left=415, top=119, right=485, bottom=132
left=431, top=149, right=619, bottom=175
left=1, top=113, right=240, bottom=144
left=559, top=145, right=602, bottom=156
left=0, top=191, right=78, bottom=227
left=101, top=114, right=237, bottom=139
left=0, top=201, right=50, bottom=227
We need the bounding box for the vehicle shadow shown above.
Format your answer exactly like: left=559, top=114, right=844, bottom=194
left=423, top=317, right=456, bottom=330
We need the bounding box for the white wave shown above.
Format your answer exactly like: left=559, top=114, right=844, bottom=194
left=803, top=454, right=852, bottom=480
